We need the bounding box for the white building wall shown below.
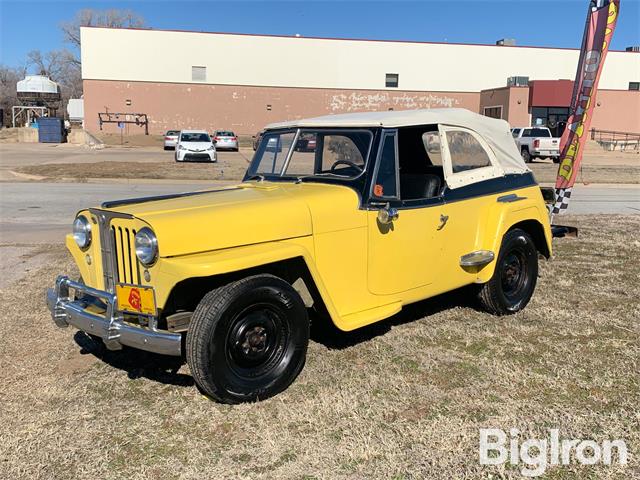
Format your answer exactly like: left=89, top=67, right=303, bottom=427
left=81, top=27, right=639, bottom=92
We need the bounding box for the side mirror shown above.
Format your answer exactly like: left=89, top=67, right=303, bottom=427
left=377, top=203, right=399, bottom=225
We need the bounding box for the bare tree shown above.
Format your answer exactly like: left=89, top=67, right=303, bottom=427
left=26, top=49, right=82, bottom=111
left=0, top=65, right=27, bottom=126
left=61, top=8, right=145, bottom=52
left=2, top=8, right=145, bottom=123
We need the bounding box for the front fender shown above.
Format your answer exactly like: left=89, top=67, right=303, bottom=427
left=155, top=237, right=342, bottom=325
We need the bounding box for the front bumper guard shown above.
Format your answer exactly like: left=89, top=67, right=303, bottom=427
left=46, top=276, right=182, bottom=356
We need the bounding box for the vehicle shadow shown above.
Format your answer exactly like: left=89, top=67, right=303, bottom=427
left=73, top=331, right=193, bottom=387
left=310, top=285, right=480, bottom=350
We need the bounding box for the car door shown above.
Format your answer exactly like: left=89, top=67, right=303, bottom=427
left=367, top=130, right=447, bottom=295
left=437, top=125, right=505, bottom=287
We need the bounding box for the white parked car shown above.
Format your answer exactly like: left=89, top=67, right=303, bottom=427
left=163, top=130, right=180, bottom=150
left=175, top=130, right=217, bottom=162
left=511, top=127, right=560, bottom=163
left=213, top=130, right=239, bottom=151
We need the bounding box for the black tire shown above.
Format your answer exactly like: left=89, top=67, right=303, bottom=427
left=552, top=157, right=561, bottom=164
left=477, top=228, right=538, bottom=315
left=186, top=274, right=309, bottom=404
left=521, top=148, right=531, bottom=163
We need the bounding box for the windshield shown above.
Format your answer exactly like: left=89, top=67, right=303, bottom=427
left=166, top=130, right=180, bottom=136
left=248, top=129, right=372, bottom=180
left=181, top=133, right=211, bottom=142
left=216, top=131, right=235, bottom=137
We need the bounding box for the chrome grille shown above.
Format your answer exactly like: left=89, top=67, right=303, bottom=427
left=111, top=224, right=141, bottom=285
left=89, top=209, right=138, bottom=292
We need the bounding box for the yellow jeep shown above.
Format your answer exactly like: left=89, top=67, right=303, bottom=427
left=47, top=109, right=552, bottom=403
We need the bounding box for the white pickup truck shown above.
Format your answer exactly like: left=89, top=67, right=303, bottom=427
left=511, top=127, right=561, bottom=163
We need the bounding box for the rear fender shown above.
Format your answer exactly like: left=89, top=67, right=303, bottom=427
left=474, top=193, right=552, bottom=283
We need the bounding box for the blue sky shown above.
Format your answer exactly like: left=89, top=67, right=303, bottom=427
left=1, top=1, right=639, bottom=69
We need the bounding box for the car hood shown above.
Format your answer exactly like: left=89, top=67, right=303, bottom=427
left=180, top=142, right=213, bottom=150
left=104, top=183, right=313, bottom=257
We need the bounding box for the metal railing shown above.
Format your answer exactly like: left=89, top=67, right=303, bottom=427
left=590, top=128, right=640, bottom=150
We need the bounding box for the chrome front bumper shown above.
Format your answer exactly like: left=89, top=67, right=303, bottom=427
left=46, top=276, right=182, bottom=356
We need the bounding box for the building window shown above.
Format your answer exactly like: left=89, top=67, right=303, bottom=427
left=192, top=66, right=206, bottom=82
left=630, top=82, right=640, bottom=91
left=385, top=73, right=399, bottom=88
left=483, top=106, right=503, bottom=119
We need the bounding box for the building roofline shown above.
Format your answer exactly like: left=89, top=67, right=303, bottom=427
left=80, top=25, right=638, bottom=54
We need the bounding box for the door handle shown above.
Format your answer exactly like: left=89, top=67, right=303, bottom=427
left=437, top=214, right=449, bottom=230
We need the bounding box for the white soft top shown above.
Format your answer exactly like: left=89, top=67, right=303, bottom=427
left=266, top=108, right=529, bottom=175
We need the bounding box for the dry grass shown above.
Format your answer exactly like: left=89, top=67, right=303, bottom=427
left=13, top=154, right=640, bottom=184
left=0, top=215, right=638, bottom=479
left=13, top=159, right=250, bottom=182
left=529, top=163, right=640, bottom=185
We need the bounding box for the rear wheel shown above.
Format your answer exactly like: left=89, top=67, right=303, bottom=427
left=521, top=148, right=531, bottom=163
left=477, top=228, right=538, bottom=315
left=186, top=274, right=309, bottom=404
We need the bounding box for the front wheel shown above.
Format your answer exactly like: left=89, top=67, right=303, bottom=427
left=186, top=274, right=309, bottom=403
left=477, top=228, right=538, bottom=315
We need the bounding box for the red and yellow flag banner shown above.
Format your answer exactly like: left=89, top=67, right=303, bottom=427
left=552, top=0, right=620, bottom=214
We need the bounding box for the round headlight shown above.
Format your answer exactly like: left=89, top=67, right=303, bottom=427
left=73, top=215, right=92, bottom=249
left=135, top=227, right=158, bottom=266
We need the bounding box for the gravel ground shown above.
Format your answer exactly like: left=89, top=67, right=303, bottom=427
left=0, top=214, right=638, bottom=479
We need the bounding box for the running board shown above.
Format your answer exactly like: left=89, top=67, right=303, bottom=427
left=460, top=250, right=495, bottom=267
left=551, top=224, right=578, bottom=238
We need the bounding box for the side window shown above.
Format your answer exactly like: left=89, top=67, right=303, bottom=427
left=373, top=133, right=397, bottom=198
left=283, top=130, right=372, bottom=178
left=321, top=134, right=367, bottom=173
left=421, top=131, right=443, bottom=166
left=445, top=130, right=492, bottom=173
left=511, top=128, right=521, bottom=138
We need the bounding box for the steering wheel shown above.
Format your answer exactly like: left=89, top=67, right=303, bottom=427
left=329, top=160, right=363, bottom=174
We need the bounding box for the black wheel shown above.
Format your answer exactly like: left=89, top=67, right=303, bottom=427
left=552, top=157, right=561, bottom=164
left=477, top=228, right=538, bottom=315
left=521, top=148, right=531, bottom=163
left=186, top=274, right=309, bottom=404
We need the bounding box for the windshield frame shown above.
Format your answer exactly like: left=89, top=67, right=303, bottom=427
left=245, top=127, right=374, bottom=183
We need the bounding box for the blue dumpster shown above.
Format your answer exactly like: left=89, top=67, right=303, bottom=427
left=38, top=117, right=66, bottom=143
